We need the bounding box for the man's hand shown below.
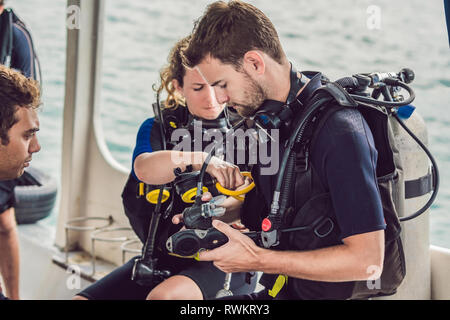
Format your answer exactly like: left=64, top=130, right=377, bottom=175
left=198, top=219, right=262, bottom=273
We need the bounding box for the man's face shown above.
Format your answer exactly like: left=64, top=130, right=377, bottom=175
left=0, top=107, right=41, bottom=180
left=196, top=55, right=266, bottom=118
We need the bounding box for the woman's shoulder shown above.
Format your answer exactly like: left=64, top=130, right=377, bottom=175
left=135, top=106, right=187, bottom=148
left=137, top=117, right=157, bottom=133
left=152, top=105, right=189, bottom=134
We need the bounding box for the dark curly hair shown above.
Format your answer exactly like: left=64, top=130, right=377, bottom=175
left=0, top=65, right=41, bottom=145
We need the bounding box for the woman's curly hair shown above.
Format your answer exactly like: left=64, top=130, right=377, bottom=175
left=153, top=36, right=191, bottom=109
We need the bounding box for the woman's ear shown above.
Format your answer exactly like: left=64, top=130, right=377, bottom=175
left=172, top=79, right=184, bottom=96
left=242, top=51, right=266, bottom=76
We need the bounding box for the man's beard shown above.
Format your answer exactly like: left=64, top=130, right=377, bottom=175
left=229, top=71, right=266, bottom=118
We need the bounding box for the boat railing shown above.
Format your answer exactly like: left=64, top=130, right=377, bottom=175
left=62, top=215, right=142, bottom=279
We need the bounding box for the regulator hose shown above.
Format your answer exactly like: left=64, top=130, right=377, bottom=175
left=392, top=112, right=440, bottom=222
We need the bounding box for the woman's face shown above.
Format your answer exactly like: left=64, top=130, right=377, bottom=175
left=174, top=68, right=224, bottom=120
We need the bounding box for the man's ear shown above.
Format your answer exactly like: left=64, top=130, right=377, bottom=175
left=242, top=51, right=266, bottom=76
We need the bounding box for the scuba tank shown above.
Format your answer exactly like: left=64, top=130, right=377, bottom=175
left=381, top=108, right=433, bottom=299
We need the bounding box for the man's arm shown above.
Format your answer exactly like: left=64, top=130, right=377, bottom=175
left=0, top=207, right=20, bottom=299
left=257, top=230, right=384, bottom=281
left=199, top=219, right=384, bottom=282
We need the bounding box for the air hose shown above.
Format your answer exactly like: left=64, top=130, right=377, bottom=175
left=349, top=79, right=415, bottom=108
left=392, top=112, right=440, bottom=222
left=259, top=94, right=333, bottom=247
left=274, top=97, right=331, bottom=208
left=140, top=185, right=164, bottom=261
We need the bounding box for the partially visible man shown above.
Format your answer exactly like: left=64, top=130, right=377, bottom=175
left=0, top=0, right=39, bottom=79
left=0, top=65, right=41, bottom=300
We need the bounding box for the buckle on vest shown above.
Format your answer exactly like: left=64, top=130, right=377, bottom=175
left=295, top=145, right=309, bottom=173
left=261, top=229, right=279, bottom=248
left=268, top=275, right=288, bottom=298
left=313, top=217, right=334, bottom=238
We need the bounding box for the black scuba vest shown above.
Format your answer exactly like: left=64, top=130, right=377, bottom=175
left=121, top=106, right=245, bottom=249
left=242, top=80, right=406, bottom=300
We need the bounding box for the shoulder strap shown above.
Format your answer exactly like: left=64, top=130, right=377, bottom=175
left=298, top=81, right=358, bottom=153
left=5, top=9, right=41, bottom=82
left=151, top=103, right=190, bottom=149
left=292, top=106, right=342, bottom=211
left=0, top=9, right=13, bottom=66
left=292, top=81, right=357, bottom=212
left=152, top=102, right=167, bottom=150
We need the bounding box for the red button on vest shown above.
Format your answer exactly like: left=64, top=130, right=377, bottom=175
left=261, top=218, right=272, bottom=232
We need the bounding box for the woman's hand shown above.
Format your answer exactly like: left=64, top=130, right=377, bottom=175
left=171, top=193, right=213, bottom=225
left=204, top=156, right=245, bottom=190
